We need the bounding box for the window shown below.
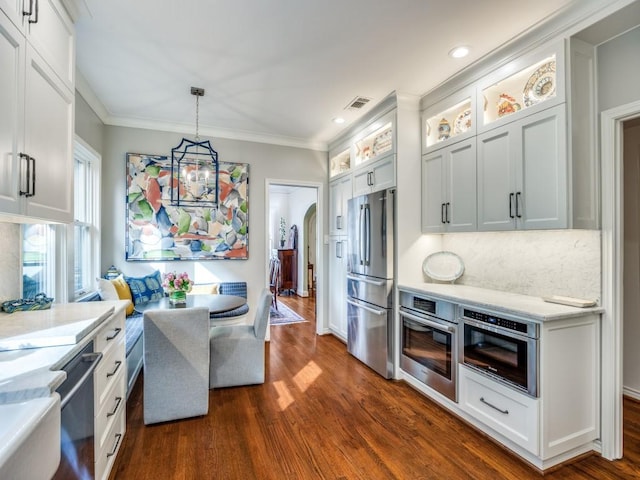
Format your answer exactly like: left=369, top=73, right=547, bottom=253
left=73, top=138, right=101, bottom=298
left=21, top=138, right=100, bottom=301
left=22, top=224, right=56, bottom=298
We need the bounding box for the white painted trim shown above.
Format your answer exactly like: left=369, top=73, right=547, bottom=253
left=265, top=179, right=324, bottom=337
left=600, top=99, right=640, bottom=460
left=623, top=387, right=640, bottom=402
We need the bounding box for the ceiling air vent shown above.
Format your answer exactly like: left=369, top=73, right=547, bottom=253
left=345, top=96, right=371, bottom=110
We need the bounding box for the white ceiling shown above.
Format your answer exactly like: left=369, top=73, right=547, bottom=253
left=75, top=0, right=582, bottom=150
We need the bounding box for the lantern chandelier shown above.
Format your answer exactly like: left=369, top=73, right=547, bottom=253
left=170, top=86, right=219, bottom=208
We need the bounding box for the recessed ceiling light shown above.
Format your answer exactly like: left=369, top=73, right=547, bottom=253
left=449, top=46, right=470, bottom=59
left=333, top=117, right=345, bottom=124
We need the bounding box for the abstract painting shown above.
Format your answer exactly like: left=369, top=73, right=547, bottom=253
left=125, top=153, right=249, bottom=261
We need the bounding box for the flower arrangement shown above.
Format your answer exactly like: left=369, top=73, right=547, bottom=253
left=162, top=271, right=193, bottom=293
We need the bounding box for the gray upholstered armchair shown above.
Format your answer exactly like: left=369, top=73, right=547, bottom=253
left=209, top=288, right=272, bottom=388
left=143, top=307, right=210, bottom=425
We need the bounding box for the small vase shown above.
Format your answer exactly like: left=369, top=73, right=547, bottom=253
left=169, top=290, right=187, bottom=305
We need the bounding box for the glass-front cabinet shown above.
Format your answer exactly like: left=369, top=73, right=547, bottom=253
left=476, top=40, right=565, bottom=133
left=352, top=109, right=395, bottom=168
left=422, top=86, right=475, bottom=154
left=329, top=147, right=351, bottom=178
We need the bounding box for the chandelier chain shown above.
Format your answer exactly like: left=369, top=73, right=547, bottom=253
left=195, top=94, right=200, bottom=141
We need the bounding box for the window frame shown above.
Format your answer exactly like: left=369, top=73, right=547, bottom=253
left=72, top=136, right=101, bottom=300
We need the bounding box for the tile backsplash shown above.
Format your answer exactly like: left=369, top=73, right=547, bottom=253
left=0, top=223, right=20, bottom=302
left=437, top=229, right=601, bottom=301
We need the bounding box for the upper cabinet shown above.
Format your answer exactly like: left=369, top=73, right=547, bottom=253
left=476, top=41, right=565, bottom=134
left=0, top=2, right=74, bottom=223
left=477, top=105, right=567, bottom=231
left=422, top=86, right=475, bottom=154
left=328, top=98, right=398, bottom=196
left=329, top=146, right=351, bottom=179
left=419, top=37, right=598, bottom=232
left=353, top=113, right=394, bottom=169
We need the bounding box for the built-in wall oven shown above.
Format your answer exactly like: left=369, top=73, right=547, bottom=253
left=461, top=307, right=539, bottom=397
left=399, top=291, right=458, bottom=401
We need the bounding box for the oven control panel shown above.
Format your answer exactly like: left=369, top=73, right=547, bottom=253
left=463, top=309, right=529, bottom=334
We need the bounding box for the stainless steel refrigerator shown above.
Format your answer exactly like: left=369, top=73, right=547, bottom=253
left=346, top=188, right=395, bottom=379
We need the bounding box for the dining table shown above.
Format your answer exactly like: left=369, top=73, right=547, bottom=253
left=133, top=294, right=248, bottom=325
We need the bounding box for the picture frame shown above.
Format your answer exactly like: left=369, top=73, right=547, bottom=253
left=125, top=153, right=249, bottom=261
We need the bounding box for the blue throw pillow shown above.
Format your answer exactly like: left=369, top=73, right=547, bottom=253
left=125, top=271, right=164, bottom=305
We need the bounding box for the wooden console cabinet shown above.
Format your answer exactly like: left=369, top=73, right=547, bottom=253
left=277, top=249, right=297, bottom=294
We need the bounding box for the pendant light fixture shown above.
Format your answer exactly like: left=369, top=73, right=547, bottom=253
left=170, top=87, right=219, bottom=208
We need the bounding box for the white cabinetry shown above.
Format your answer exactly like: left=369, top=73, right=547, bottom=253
left=329, top=175, right=351, bottom=236
left=94, top=307, right=126, bottom=480
left=352, top=154, right=395, bottom=197
left=351, top=110, right=395, bottom=196
left=328, top=237, right=348, bottom=340
left=459, top=312, right=599, bottom=464
left=477, top=105, right=567, bottom=231
left=0, top=1, right=73, bottom=223
left=421, top=139, right=476, bottom=233
left=420, top=38, right=597, bottom=232
left=460, top=365, right=539, bottom=454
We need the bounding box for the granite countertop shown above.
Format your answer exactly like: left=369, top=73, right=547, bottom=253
left=398, top=282, right=603, bottom=322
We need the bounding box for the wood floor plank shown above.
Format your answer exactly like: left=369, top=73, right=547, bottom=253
left=110, top=294, right=640, bottom=479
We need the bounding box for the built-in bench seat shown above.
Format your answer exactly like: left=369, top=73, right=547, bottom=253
left=79, top=281, right=248, bottom=399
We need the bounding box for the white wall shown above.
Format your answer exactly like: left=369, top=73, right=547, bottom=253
left=0, top=223, right=21, bottom=302
left=597, top=25, right=640, bottom=113
left=288, top=187, right=316, bottom=294
left=102, top=125, right=327, bottom=319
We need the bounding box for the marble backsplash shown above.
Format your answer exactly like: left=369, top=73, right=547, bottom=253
left=431, top=229, right=602, bottom=302
left=0, top=223, right=20, bottom=302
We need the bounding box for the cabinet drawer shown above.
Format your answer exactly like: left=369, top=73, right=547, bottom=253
left=460, top=366, right=539, bottom=454
left=95, top=407, right=125, bottom=480
left=95, top=338, right=125, bottom=407
left=95, top=310, right=125, bottom=356
left=95, top=366, right=126, bottom=452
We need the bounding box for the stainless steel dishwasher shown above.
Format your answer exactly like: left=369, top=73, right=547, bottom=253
left=52, top=340, right=102, bottom=480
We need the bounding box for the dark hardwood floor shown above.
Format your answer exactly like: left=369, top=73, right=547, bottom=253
left=111, top=294, right=640, bottom=479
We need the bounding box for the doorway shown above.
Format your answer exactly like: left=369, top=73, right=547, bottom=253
left=266, top=179, right=323, bottom=335
left=601, top=100, right=640, bottom=461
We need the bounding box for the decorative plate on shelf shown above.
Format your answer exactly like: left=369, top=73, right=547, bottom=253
left=453, top=108, right=472, bottom=135
left=422, top=251, right=465, bottom=283
left=523, top=61, right=556, bottom=107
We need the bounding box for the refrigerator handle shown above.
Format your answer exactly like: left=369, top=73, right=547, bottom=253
left=347, top=298, right=386, bottom=316
left=364, top=203, right=371, bottom=266
left=359, top=204, right=365, bottom=265
left=346, top=274, right=385, bottom=286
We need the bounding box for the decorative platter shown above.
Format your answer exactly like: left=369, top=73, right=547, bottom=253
left=523, top=61, right=556, bottom=107
left=422, top=251, right=465, bottom=283
left=453, top=108, right=472, bottom=135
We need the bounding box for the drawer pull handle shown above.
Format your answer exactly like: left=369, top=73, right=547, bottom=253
left=106, top=433, right=123, bottom=458
left=106, top=327, right=122, bottom=341
left=106, top=360, right=122, bottom=378
left=107, top=396, right=123, bottom=418
left=480, top=397, right=509, bottom=415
